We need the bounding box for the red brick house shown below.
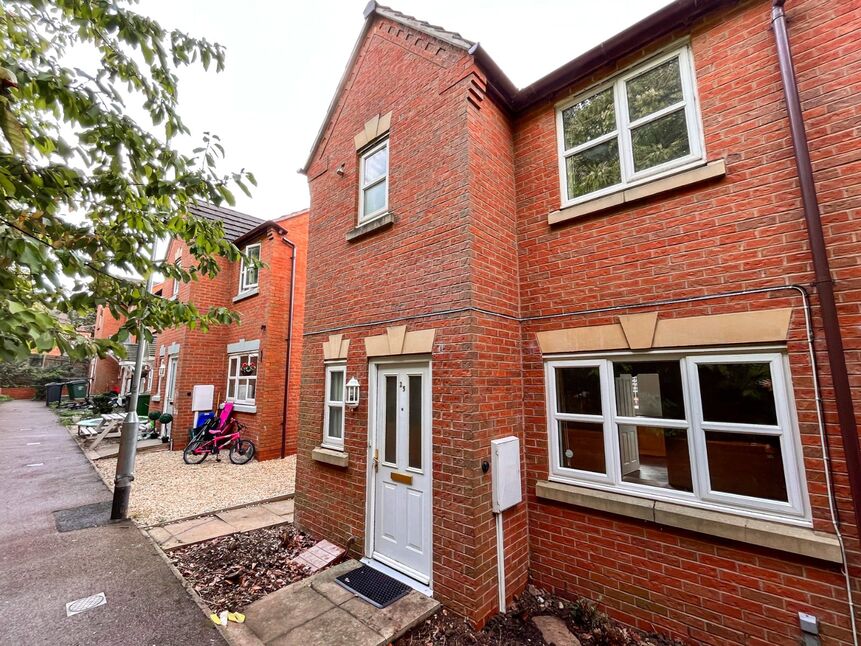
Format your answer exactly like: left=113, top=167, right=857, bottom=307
left=294, top=0, right=861, bottom=643
left=151, top=203, right=309, bottom=460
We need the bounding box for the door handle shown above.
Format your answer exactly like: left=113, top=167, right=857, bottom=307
left=373, top=448, right=379, bottom=473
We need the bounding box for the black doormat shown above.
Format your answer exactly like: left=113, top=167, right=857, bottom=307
left=53, top=501, right=114, bottom=533
left=335, top=565, right=411, bottom=608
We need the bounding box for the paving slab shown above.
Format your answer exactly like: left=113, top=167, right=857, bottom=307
left=262, top=498, right=294, bottom=517
left=171, top=517, right=234, bottom=546
left=340, top=590, right=440, bottom=641
left=244, top=585, right=333, bottom=642
left=269, top=606, right=382, bottom=646
left=215, top=505, right=284, bottom=532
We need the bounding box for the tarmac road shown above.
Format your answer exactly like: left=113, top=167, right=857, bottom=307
left=0, top=399, right=225, bottom=646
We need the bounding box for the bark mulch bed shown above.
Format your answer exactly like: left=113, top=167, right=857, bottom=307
left=397, top=585, right=685, bottom=646
left=169, top=524, right=316, bottom=612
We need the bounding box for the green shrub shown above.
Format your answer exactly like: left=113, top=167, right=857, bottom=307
left=91, top=393, right=115, bottom=415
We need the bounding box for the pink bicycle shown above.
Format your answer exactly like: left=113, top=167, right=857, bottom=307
left=183, top=417, right=256, bottom=465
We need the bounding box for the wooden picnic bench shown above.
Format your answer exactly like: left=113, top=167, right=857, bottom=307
left=77, top=413, right=126, bottom=450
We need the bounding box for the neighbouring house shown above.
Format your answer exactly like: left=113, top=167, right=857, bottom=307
left=88, top=304, right=157, bottom=399
left=151, top=203, right=309, bottom=461
left=294, top=1, right=861, bottom=644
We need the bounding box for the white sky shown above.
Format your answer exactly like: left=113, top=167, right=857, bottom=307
left=136, top=0, right=674, bottom=221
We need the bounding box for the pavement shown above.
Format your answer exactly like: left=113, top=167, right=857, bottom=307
left=149, top=499, right=295, bottom=550
left=226, top=560, right=440, bottom=646
left=0, top=399, right=226, bottom=646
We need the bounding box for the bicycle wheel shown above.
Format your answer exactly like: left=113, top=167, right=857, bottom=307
left=229, top=439, right=256, bottom=465
left=183, top=439, right=209, bottom=465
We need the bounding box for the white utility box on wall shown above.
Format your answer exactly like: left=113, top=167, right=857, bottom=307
left=491, top=436, right=522, bottom=513
left=191, top=384, right=214, bottom=412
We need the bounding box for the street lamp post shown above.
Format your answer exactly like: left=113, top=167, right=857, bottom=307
left=111, top=242, right=159, bottom=520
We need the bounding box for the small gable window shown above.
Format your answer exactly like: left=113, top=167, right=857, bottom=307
left=171, top=249, right=182, bottom=300
left=556, top=46, right=703, bottom=206
left=359, top=138, right=389, bottom=223
left=239, top=243, right=261, bottom=294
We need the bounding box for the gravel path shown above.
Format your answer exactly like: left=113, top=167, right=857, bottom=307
left=93, top=450, right=296, bottom=526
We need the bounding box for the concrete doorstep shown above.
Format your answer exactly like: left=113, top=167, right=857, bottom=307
left=225, top=560, right=439, bottom=646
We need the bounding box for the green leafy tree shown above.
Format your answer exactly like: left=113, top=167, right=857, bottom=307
left=0, top=0, right=258, bottom=362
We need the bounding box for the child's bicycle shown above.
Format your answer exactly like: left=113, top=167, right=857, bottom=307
left=183, top=417, right=256, bottom=465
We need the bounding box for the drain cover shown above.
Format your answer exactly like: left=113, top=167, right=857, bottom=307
left=335, top=565, right=410, bottom=608
left=53, top=501, right=113, bottom=533
left=66, top=592, right=106, bottom=617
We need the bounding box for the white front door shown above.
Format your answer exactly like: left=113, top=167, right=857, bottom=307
left=615, top=374, right=640, bottom=475
left=163, top=356, right=178, bottom=416
left=371, top=362, right=432, bottom=583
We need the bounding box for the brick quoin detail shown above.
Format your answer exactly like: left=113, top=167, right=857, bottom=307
left=294, top=1, right=861, bottom=644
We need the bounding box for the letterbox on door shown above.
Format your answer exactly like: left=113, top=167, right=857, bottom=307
left=491, top=436, right=522, bottom=513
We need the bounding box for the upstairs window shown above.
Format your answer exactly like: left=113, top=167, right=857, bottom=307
left=557, top=46, right=702, bottom=206
left=358, top=138, right=389, bottom=223
left=239, top=243, right=261, bottom=294
left=171, top=250, right=182, bottom=299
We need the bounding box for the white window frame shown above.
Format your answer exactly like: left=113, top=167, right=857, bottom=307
left=238, top=243, right=261, bottom=294
left=544, top=348, right=810, bottom=525
left=323, top=362, right=346, bottom=450
left=227, top=351, right=258, bottom=407
left=358, top=138, right=389, bottom=224
left=556, top=45, right=704, bottom=208
left=171, top=250, right=182, bottom=299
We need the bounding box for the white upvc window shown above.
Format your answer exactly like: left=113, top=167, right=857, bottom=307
left=545, top=349, right=809, bottom=523
left=227, top=352, right=258, bottom=406
left=323, top=363, right=346, bottom=450
left=358, top=138, right=389, bottom=223
left=556, top=46, right=703, bottom=207
left=171, top=250, right=182, bottom=299
left=239, top=243, right=261, bottom=294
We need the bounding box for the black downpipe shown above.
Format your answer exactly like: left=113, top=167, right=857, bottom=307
left=772, top=0, right=861, bottom=536
left=280, top=237, right=297, bottom=459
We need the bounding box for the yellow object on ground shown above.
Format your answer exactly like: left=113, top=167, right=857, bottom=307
left=228, top=612, right=246, bottom=623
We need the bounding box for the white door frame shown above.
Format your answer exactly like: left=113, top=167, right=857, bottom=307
left=364, top=356, right=433, bottom=587
left=163, top=355, right=179, bottom=416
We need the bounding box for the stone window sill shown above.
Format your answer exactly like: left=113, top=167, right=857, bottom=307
left=312, top=446, right=349, bottom=467
left=151, top=395, right=161, bottom=402
left=536, top=480, right=842, bottom=564
left=233, top=288, right=259, bottom=303
left=548, top=159, right=727, bottom=226
left=346, top=212, right=395, bottom=242
left=232, top=403, right=257, bottom=414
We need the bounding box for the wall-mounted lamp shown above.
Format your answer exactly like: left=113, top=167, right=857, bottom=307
left=345, top=376, right=360, bottom=407
left=336, top=163, right=346, bottom=176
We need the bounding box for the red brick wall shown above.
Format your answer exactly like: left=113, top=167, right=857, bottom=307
left=151, top=212, right=309, bottom=460
left=0, top=387, right=36, bottom=400
left=296, top=0, right=861, bottom=642
left=89, top=305, right=125, bottom=393
left=514, top=0, right=861, bottom=643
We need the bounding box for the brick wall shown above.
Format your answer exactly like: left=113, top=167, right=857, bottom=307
left=514, top=0, right=861, bottom=643
left=296, top=0, right=861, bottom=642
left=89, top=304, right=125, bottom=393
